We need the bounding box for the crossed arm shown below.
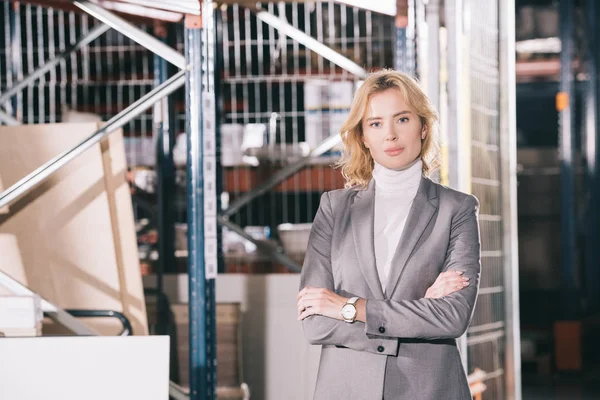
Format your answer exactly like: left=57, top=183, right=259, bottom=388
left=298, top=192, right=481, bottom=355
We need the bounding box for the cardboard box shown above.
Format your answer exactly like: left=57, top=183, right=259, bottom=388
left=150, top=303, right=242, bottom=389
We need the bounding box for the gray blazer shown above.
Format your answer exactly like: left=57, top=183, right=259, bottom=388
left=300, top=176, right=481, bottom=400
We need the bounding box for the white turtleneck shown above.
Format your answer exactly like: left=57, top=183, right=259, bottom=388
left=372, top=158, right=422, bottom=292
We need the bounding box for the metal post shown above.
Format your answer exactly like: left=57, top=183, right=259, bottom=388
left=0, top=71, right=185, bottom=210
left=9, top=2, right=21, bottom=119
left=499, top=0, right=522, bottom=398
left=445, top=0, right=466, bottom=192
left=594, top=0, right=600, bottom=313
left=558, top=0, right=578, bottom=320
left=584, top=0, right=600, bottom=313
left=0, top=3, right=21, bottom=126
left=153, top=21, right=176, bottom=343
left=426, top=0, right=441, bottom=110
left=444, top=0, right=468, bottom=371
left=395, top=0, right=416, bottom=76
left=415, top=0, right=426, bottom=83
left=185, top=9, right=217, bottom=399
left=154, top=22, right=176, bottom=292
left=213, top=6, right=225, bottom=275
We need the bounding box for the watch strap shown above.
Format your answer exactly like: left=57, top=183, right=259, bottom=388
left=346, top=296, right=359, bottom=306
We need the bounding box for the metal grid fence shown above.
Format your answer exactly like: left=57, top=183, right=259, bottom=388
left=206, top=2, right=395, bottom=272
left=0, top=2, right=395, bottom=275
left=0, top=2, right=515, bottom=397
left=0, top=3, right=157, bottom=166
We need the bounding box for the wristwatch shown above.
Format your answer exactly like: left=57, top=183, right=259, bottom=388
left=341, top=296, right=360, bottom=323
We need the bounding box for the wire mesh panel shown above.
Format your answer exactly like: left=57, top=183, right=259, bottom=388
left=0, top=3, right=162, bottom=272
left=0, top=4, right=155, bottom=139
left=213, top=1, right=395, bottom=273
left=464, top=0, right=506, bottom=398
left=0, top=1, right=394, bottom=276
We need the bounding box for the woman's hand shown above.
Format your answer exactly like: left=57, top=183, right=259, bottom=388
left=425, top=270, right=469, bottom=299
left=297, top=286, right=348, bottom=321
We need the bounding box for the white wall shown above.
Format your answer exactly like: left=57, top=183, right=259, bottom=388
left=144, top=273, right=321, bottom=400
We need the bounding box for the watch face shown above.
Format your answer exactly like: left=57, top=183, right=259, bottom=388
left=341, top=304, right=356, bottom=320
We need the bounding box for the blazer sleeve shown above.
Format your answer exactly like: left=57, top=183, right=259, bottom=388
left=364, top=195, right=481, bottom=340
left=300, top=192, right=399, bottom=356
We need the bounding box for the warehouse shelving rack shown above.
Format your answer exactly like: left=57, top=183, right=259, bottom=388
left=0, top=1, right=521, bottom=399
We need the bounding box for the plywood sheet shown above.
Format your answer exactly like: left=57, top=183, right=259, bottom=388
left=0, top=123, right=147, bottom=335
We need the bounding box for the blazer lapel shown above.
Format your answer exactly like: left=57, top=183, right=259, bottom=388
left=384, top=177, right=438, bottom=297
left=350, top=180, right=385, bottom=300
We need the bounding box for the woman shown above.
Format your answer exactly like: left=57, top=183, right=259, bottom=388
left=297, top=69, right=480, bottom=400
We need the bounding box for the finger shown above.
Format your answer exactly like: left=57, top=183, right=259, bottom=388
left=446, top=276, right=469, bottom=286
left=297, top=300, right=314, bottom=316
left=299, top=298, right=320, bottom=311
left=298, top=307, right=318, bottom=321
left=297, top=305, right=312, bottom=317
left=297, top=298, right=307, bottom=312
left=450, top=277, right=469, bottom=286
left=297, top=286, right=313, bottom=299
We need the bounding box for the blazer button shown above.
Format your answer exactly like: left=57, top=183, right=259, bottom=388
left=379, top=326, right=386, bottom=334
left=377, top=346, right=385, bottom=353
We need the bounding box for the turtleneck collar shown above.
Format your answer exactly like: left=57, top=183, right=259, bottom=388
left=372, top=157, right=423, bottom=193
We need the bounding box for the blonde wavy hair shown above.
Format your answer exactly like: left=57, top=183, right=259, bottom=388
left=336, top=69, right=440, bottom=188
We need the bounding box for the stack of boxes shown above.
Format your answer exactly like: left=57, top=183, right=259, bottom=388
left=303, top=79, right=354, bottom=152
left=146, top=302, right=243, bottom=393
left=0, top=294, right=43, bottom=337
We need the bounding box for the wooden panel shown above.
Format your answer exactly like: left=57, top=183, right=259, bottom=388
left=0, top=122, right=147, bottom=336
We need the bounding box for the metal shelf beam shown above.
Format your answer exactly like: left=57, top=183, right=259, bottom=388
left=74, top=1, right=187, bottom=69
left=253, top=8, right=367, bottom=79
